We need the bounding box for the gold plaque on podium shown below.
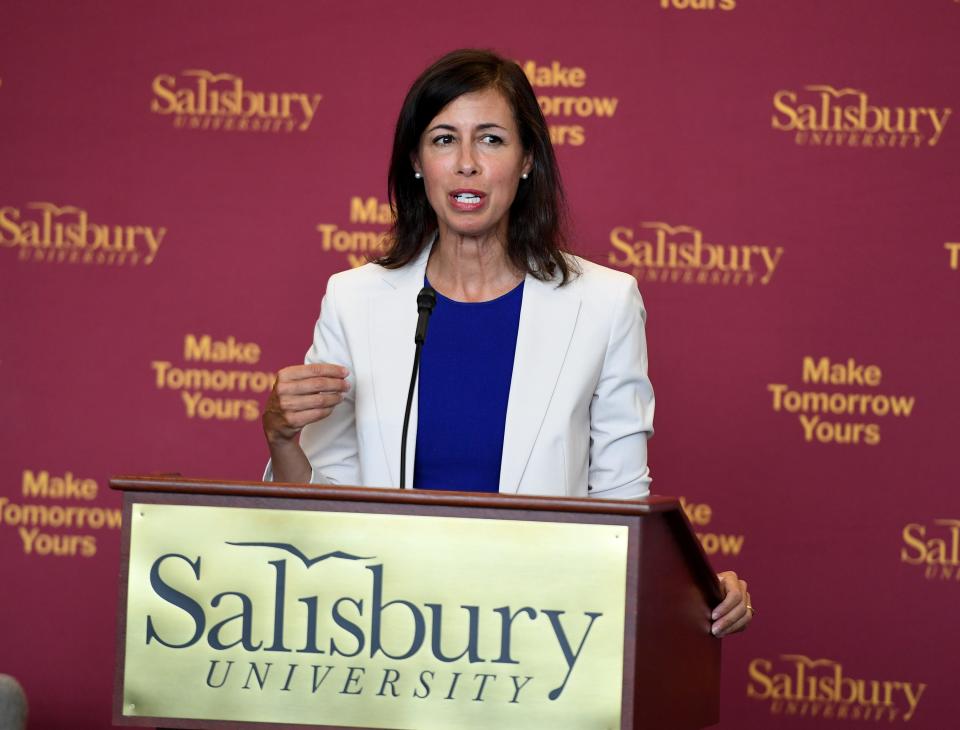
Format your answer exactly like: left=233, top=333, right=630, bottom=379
left=122, top=504, right=628, bottom=729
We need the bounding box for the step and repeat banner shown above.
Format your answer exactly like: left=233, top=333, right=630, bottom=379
left=1, top=1, right=958, bottom=728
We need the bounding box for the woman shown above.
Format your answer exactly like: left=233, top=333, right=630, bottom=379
left=263, top=49, right=752, bottom=636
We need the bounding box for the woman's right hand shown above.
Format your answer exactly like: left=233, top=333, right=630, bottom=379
left=262, top=363, right=350, bottom=444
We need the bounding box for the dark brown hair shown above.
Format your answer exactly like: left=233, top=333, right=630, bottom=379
left=376, top=49, right=573, bottom=283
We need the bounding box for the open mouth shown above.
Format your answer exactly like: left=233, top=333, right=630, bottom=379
left=451, top=192, right=483, bottom=204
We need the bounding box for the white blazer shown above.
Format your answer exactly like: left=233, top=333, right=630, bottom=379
left=266, top=245, right=655, bottom=499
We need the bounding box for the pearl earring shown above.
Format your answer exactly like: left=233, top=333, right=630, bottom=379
left=521, top=173, right=529, bottom=180
left=414, top=172, right=422, bottom=179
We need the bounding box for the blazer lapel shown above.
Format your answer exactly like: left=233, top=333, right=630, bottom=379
left=368, top=246, right=432, bottom=487
left=500, top=272, right=582, bottom=492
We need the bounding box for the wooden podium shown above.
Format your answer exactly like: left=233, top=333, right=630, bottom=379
left=111, top=476, right=722, bottom=730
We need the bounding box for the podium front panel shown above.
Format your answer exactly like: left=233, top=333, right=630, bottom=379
left=116, top=492, right=634, bottom=730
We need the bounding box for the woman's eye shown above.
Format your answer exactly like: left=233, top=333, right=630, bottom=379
left=432, top=134, right=454, bottom=145
left=482, top=134, right=504, bottom=145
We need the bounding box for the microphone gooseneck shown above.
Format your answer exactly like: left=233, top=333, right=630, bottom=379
left=400, top=286, right=436, bottom=489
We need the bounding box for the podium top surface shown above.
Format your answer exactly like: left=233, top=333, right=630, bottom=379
left=110, top=475, right=681, bottom=517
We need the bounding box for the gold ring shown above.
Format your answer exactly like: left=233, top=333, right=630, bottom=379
left=747, top=604, right=756, bottom=615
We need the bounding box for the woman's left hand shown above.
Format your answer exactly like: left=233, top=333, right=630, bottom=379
left=711, top=571, right=753, bottom=637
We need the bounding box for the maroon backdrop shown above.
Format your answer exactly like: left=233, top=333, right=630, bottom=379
left=2, top=1, right=959, bottom=728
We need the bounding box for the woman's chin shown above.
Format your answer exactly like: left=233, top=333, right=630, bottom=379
left=438, top=217, right=506, bottom=242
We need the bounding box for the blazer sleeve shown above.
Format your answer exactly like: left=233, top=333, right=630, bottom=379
left=587, top=277, right=655, bottom=499
left=263, top=273, right=361, bottom=485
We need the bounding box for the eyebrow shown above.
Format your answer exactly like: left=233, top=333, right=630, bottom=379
left=426, top=123, right=509, bottom=134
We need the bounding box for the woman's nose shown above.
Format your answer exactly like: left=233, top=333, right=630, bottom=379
left=456, top=145, right=479, bottom=176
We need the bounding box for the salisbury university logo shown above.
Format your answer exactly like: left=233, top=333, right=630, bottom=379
left=747, top=654, right=926, bottom=722
left=901, top=519, right=960, bottom=582
left=608, top=221, right=783, bottom=287
left=144, top=539, right=601, bottom=702
left=150, top=69, right=323, bottom=133
left=0, top=202, right=165, bottom=266
left=772, top=85, right=952, bottom=148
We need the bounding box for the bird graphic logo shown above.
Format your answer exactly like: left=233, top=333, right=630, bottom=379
left=225, top=541, right=374, bottom=568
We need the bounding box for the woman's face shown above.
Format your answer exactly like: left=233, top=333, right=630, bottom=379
left=413, top=87, right=532, bottom=243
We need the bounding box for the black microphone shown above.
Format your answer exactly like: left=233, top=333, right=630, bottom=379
left=400, top=286, right=436, bottom=489
left=414, top=286, right=437, bottom=344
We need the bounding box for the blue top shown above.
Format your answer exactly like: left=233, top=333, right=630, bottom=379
left=413, top=280, right=524, bottom=492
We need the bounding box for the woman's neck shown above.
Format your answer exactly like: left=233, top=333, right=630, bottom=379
left=427, top=228, right=523, bottom=302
